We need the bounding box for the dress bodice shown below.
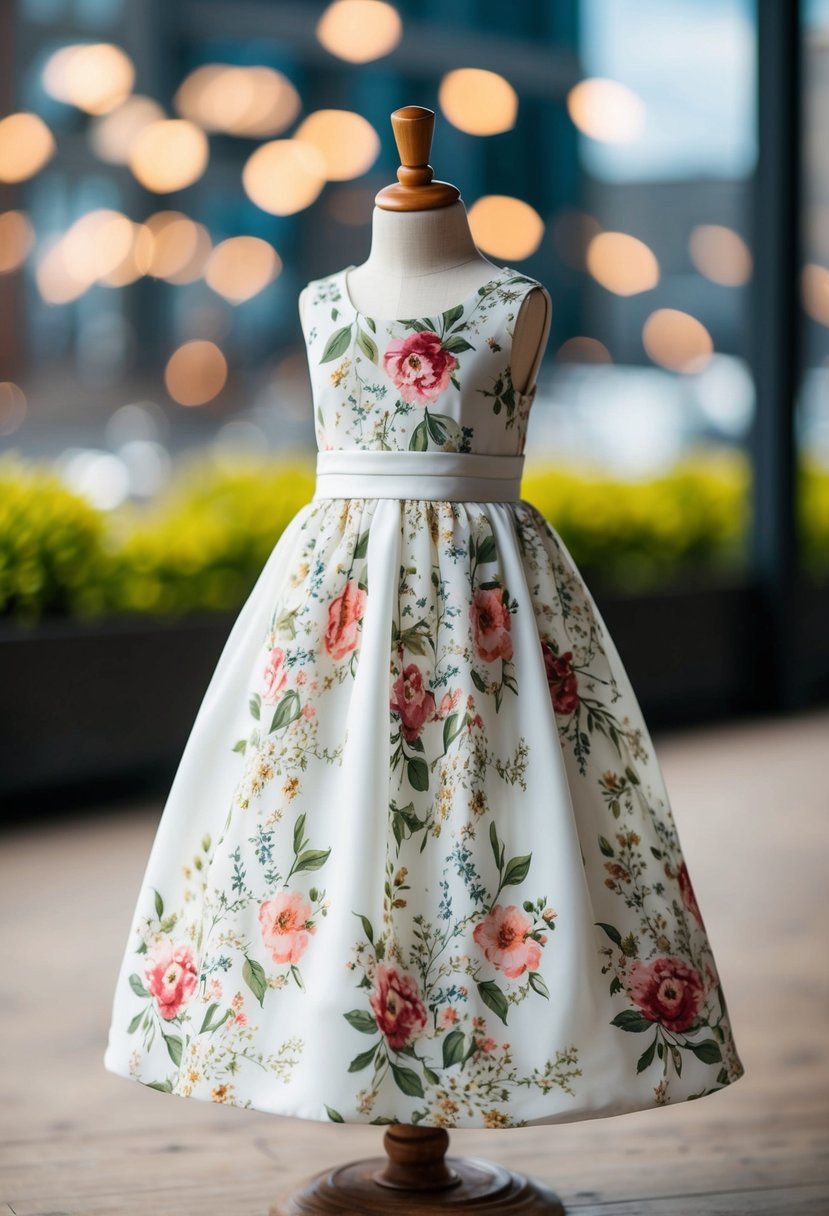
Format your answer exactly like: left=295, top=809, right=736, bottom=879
left=300, top=263, right=543, bottom=456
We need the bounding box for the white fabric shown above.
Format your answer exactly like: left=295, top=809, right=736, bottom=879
left=313, top=449, right=526, bottom=502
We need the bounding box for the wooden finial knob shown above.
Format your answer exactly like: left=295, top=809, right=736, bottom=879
left=375, top=105, right=460, bottom=211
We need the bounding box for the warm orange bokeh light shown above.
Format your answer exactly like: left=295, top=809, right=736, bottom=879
left=557, top=337, right=612, bottom=365
left=643, top=308, right=713, bottom=373
left=0, top=113, right=55, bottom=183
left=294, top=110, right=380, bottom=181
left=689, top=225, right=752, bottom=287
left=42, top=43, right=135, bottom=115
left=567, top=78, right=646, bottom=144
left=128, top=120, right=209, bottom=193
left=144, top=212, right=212, bottom=283
left=174, top=64, right=301, bottom=138
left=802, top=263, right=829, bottom=327
left=165, top=340, right=228, bottom=406
left=205, top=237, right=282, bottom=303
left=316, top=0, right=402, bottom=63
left=243, top=139, right=327, bottom=215
left=467, top=196, right=544, bottom=260
left=89, top=96, right=166, bottom=165
left=586, top=232, right=659, bottom=296
left=0, top=211, right=36, bottom=273
left=438, top=69, right=518, bottom=136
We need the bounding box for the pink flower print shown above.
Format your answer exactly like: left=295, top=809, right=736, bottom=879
left=440, top=1007, right=459, bottom=1027
left=472, top=904, right=542, bottom=979
left=390, top=662, right=436, bottom=743
left=627, top=956, right=704, bottom=1033
left=302, top=704, right=316, bottom=719
left=145, top=941, right=198, bottom=1021
left=540, top=641, right=579, bottom=715
left=258, top=890, right=316, bottom=965
left=382, top=331, right=458, bottom=405
left=677, top=862, right=705, bottom=929
left=369, top=963, right=428, bottom=1050
left=262, top=647, right=288, bottom=704
left=324, top=579, right=366, bottom=661
left=470, top=587, right=513, bottom=662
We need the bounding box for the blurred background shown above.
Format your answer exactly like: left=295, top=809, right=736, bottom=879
left=0, top=0, right=826, bottom=805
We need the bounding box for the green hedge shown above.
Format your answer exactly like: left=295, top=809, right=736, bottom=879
left=1, top=447, right=827, bottom=623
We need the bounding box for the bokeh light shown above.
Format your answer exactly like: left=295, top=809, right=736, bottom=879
left=100, top=222, right=155, bottom=287
left=294, top=110, right=380, bottom=181
left=42, top=43, right=135, bottom=115
left=128, top=119, right=209, bottom=193
left=0, top=113, right=55, bottom=183
left=586, top=231, right=660, bottom=296
left=164, top=340, right=228, bottom=405
left=567, top=77, right=646, bottom=144
left=0, top=211, right=36, bottom=273
left=143, top=211, right=211, bottom=283
left=643, top=308, right=713, bottom=373
left=438, top=69, right=518, bottom=136
left=802, top=263, right=829, bottom=327
left=316, top=0, right=402, bottom=63
left=88, top=96, right=166, bottom=165
left=0, top=382, right=27, bottom=436
left=205, top=236, right=282, bottom=303
left=174, top=64, right=300, bottom=138
left=467, top=195, right=544, bottom=260
left=557, top=337, right=612, bottom=365
left=689, top=224, right=752, bottom=286
left=242, top=139, right=327, bottom=215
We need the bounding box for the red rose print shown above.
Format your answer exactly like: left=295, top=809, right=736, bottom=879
left=390, top=662, right=436, bottom=743
left=382, top=331, right=458, bottom=405
left=369, top=962, right=428, bottom=1049
left=472, top=904, right=543, bottom=979
left=541, top=641, right=579, bottom=714
left=470, top=587, right=513, bottom=662
left=262, top=646, right=288, bottom=704
left=145, top=941, right=198, bottom=1021
left=677, top=862, right=705, bottom=929
left=258, top=890, right=316, bottom=964
left=324, top=579, right=366, bottom=661
left=628, top=956, right=704, bottom=1033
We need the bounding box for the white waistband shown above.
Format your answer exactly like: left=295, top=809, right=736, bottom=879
left=312, top=449, right=525, bottom=502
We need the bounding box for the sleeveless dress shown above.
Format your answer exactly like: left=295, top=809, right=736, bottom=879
left=103, top=262, right=745, bottom=1129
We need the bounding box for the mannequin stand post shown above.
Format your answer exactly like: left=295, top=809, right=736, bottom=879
left=270, top=1123, right=566, bottom=1214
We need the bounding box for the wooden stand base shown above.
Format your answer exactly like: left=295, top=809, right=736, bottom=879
left=270, top=1125, right=565, bottom=1214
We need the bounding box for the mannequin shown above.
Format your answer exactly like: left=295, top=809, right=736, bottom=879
left=298, top=107, right=551, bottom=404
left=276, top=109, right=564, bottom=1214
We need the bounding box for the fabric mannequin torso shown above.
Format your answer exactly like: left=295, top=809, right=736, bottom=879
left=298, top=201, right=551, bottom=396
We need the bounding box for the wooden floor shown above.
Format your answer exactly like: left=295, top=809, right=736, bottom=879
left=2, top=709, right=828, bottom=1215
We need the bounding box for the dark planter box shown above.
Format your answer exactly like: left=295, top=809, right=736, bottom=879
left=2, top=574, right=827, bottom=809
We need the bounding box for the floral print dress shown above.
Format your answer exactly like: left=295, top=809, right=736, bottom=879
left=103, top=262, right=744, bottom=1129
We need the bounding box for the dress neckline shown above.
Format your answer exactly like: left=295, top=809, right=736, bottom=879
left=339, top=262, right=513, bottom=324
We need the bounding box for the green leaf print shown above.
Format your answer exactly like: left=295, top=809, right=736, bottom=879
left=145, top=1079, right=174, bottom=1092
left=474, top=533, right=498, bottom=564
left=270, top=689, right=301, bottom=733
left=489, top=822, right=505, bottom=872
left=129, top=973, right=149, bottom=997
left=242, top=955, right=268, bottom=1007
left=596, top=922, right=623, bottom=947
left=610, top=1009, right=654, bottom=1033
left=127, top=1010, right=143, bottom=1034
left=344, top=1009, right=379, bottom=1034
left=636, top=1037, right=657, bottom=1073
left=528, top=971, right=550, bottom=999
left=353, top=528, right=370, bottom=559
left=598, top=835, right=615, bottom=857
left=442, top=1029, right=466, bottom=1067
left=348, top=1041, right=380, bottom=1072
left=163, top=1032, right=183, bottom=1065
left=390, top=1062, right=425, bottom=1098
left=687, top=1039, right=723, bottom=1065
left=356, top=327, right=378, bottom=363
left=357, top=913, right=374, bottom=944
left=320, top=325, right=352, bottom=363
left=293, top=813, right=306, bottom=854
left=477, top=979, right=509, bottom=1026
left=232, top=739, right=247, bottom=754
left=153, top=889, right=164, bottom=918
left=294, top=848, right=332, bottom=873
left=442, top=334, right=474, bottom=354
left=441, top=304, right=464, bottom=332
left=502, top=854, right=532, bottom=887
left=325, top=1105, right=345, bottom=1122
left=249, top=693, right=261, bottom=721
left=409, top=419, right=428, bottom=451
left=406, top=756, right=429, bottom=792
left=291, top=964, right=305, bottom=991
